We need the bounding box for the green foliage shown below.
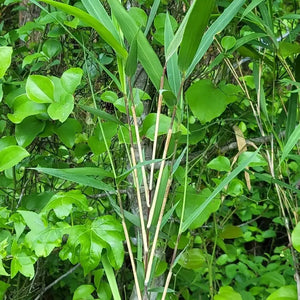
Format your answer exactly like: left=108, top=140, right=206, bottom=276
left=0, top=0, right=299, bottom=298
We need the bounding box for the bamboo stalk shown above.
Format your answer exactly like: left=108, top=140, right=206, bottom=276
left=144, top=177, right=172, bottom=285
left=149, top=66, right=167, bottom=193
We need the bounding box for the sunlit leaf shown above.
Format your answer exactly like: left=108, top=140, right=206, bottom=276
left=0, top=146, right=29, bottom=172
left=266, top=285, right=297, bottom=300
left=215, top=286, right=242, bottom=300
left=0, top=46, right=13, bottom=79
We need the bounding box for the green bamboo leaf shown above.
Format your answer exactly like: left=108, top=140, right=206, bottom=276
left=81, top=0, right=119, bottom=39
left=165, top=3, right=194, bottom=62
left=79, top=104, right=123, bottom=125
left=180, top=148, right=260, bottom=232
left=125, top=32, right=138, bottom=77
left=280, top=124, right=300, bottom=163
left=187, top=0, right=245, bottom=77
left=178, top=0, right=215, bottom=72
left=32, top=167, right=114, bottom=192
left=102, top=254, right=122, bottom=300
left=144, top=0, right=160, bottom=36
left=241, top=0, right=264, bottom=19
left=164, top=12, right=181, bottom=96
left=107, top=0, right=167, bottom=90
left=34, top=0, right=127, bottom=58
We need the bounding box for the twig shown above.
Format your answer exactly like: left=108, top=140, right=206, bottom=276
left=34, top=264, right=81, bottom=300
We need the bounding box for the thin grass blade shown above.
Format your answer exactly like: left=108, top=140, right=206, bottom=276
left=180, top=148, right=260, bottom=232
left=164, top=12, right=181, bottom=96
left=82, top=0, right=119, bottom=39
left=186, top=0, right=245, bottom=77
left=144, top=0, right=160, bottom=36
left=281, top=124, right=300, bottom=163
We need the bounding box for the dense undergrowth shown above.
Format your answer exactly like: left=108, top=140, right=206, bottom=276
left=0, top=0, right=300, bottom=299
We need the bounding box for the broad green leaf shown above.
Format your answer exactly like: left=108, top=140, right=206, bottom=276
left=100, top=91, right=118, bottom=103
left=61, top=68, right=83, bottom=94
left=26, top=226, right=63, bottom=257
left=187, top=0, right=245, bottom=77
left=92, top=216, right=124, bottom=269
left=141, top=113, right=188, bottom=141
left=185, top=80, right=231, bottom=123
left=15, top=117, right=45, bottom=147
left=292, top=222, right=300, bottom=252
left=18, top=210, right=45, bottom=231
left=0, top=46, right=13, bottom=79
left=181, top=148, right=260, bottom=232
left=36, top=0, right=127, bottom=58
left=176, top=186, right=220, bottom=229
left=48, top=94, right=74, bottom=122
left=10, top=250, right=36, bottom=279
left=207, top=156, right=231, bottom=172
left=260, top=272, right=285, bottom=287
left=54, top=118, right=82, bottom=148
left=128, top=7, right=147, bottom=28
left=65, top=224, right=104, bottom=274
left=178, top=0, right=214, bottom=72
left=280, top=124, right=300, bottom=163
left=10, top=242, right=36, bottom=279
left=153, top=13, right=177, bottom=45
left=42, top=39, right=62, bottom=58
left=221, top=36, right=236, bottom=51
left=0, top=136, right=16, bottom=151
left=0, top=146, right=29, bottom=172
left=88, top=122, right=118, bottom=155
left=0, top=261, right=9, bottom=277
left=178, top=248, right=206, bottom=269
left=215, top=286, right=242, bottom=300
left=0, top=281, right=10, bottom=298
left=66, top=215, right=123, bottom=274
left=220, top=225, right=243, bottom=239
left=26, top=75, right=54, bottom=103
left=266, top=285, right=297, bottom=300
left=32, top=167, right=114, bottom=192
left=7, top=94, right=47, bottom=124
left=79, top=104, right=122, bottom=125
left=107, top=0, right=166, bottom=90
left=42, top=190, right=89, bottom=219
left=279, top=41, right=300, bottom=58
left=73, top=285, right=95, bottom=300
left=227, top=179, right=244, bottom=197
